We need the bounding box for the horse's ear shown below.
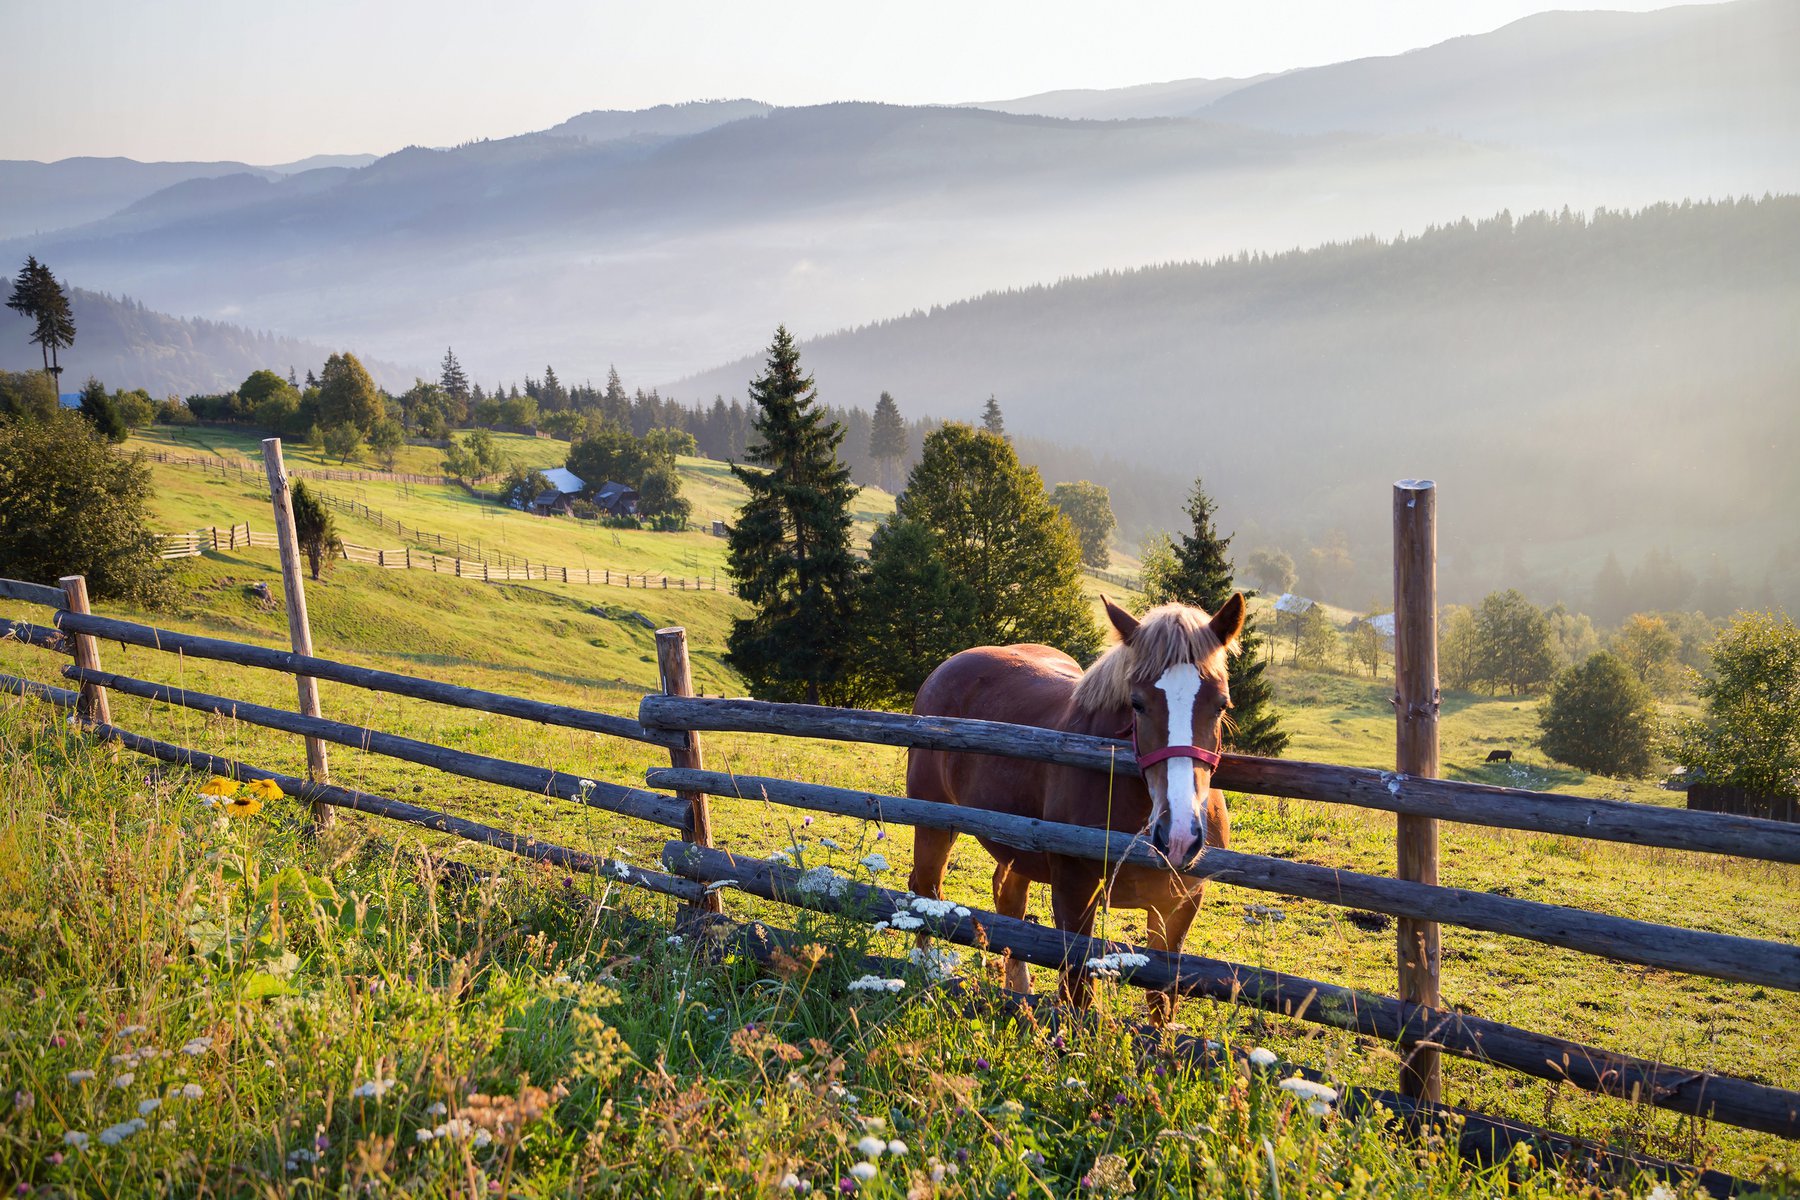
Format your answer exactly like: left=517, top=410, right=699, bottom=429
left=1102, top=595, right=1139, bottom=644
left=1210, top=593, right=1247, bottom=651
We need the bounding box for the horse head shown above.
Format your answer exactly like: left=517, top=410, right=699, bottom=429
left=1100, top=594, right=1244, bottom=867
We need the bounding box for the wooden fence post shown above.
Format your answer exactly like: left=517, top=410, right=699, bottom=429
left=656, top=627, right=720, bottom=913
left=58, top=575, right=110, bottom=726
left=1394, top=479, right=1441, bottom=1102
left=263, top=438, right=334, bottom=830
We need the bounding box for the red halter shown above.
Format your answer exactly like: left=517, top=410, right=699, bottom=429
left=1129, top=721, right=1223, bottom=771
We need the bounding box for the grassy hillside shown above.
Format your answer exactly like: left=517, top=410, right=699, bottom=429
left=3, top=549, right=1794, bottom=1185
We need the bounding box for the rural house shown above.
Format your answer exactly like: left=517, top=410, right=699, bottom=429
left=591, top=481, right=640, bottom=517
left=526, top=467, right=586, bottom=516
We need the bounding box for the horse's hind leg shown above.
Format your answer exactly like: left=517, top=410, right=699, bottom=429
left=992, top=862, right=1032, bottom=994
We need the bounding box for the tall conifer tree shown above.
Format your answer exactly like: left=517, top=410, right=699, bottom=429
left=868, top=390, right=906, bottom=489
left=981, top=393, right=1005, bottom=437
left=725, top=326, right=863, bottom=704
left=1163, top=480, right=1288, bottom=757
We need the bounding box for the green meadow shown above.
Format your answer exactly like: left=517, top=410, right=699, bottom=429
left=0, top=449, right=1794, bottom=1194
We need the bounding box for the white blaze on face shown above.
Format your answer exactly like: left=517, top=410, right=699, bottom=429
left=1155, top=662, right=1206, bottom=864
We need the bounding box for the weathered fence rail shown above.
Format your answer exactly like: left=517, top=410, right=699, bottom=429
left=636, top=696, right=1800, bottom=865
left=648, top=767, right=1800, bottom=990
left=658, top=842, right=1800, bottom=1139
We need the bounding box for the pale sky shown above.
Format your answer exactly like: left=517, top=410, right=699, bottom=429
left=1, top=0, right=1734, bottom=164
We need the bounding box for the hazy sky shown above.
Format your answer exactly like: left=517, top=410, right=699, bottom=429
left=2, top=0, right=1733, bottom=164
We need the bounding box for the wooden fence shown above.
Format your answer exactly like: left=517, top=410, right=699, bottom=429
left=156, top=520, right=728, bottom=591
left=1, top=477, right=1796, bottom=1193
left=1689, top=783, right=1799, bottom=824
left=142, top=449, right=452, bottom=486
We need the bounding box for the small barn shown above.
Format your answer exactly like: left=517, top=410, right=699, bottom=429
left=526, top=467, right=586, bottom=516
left=592, top=481, right=641, bottom=517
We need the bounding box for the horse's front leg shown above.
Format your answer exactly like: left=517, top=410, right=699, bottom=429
left=1048, top=856, right=1104, bottom=1009
left=1145, top=891, right=1201, bottom=1026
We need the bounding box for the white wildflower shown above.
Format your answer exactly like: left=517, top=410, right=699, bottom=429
left=909, top=946, right=961, bottom=980
left=137, top=1098, right=161, bottom=1116
left=110, top=1073, right=134, bottom=1089
left=849, top=1161, right=878, bottom=1182
left=180, top=1036, right=212, bottom=1056
left=779, top=1174, right=807, bottom=1191
left=889, top=912, right=924, bottom=931
left=767, top=849, right=793, bottom=865
left=858, top=853, right=889, bottom=874
left=426, top=1101, right=448, bottom=1116
left=1084, top=952, right=1151, bottom=979
left=63, top=1130, right=89, bottom=1149
left=1064, top=1077, right=1087, bottom=1091
left=1248, top=1047, right=1278, bottom=1068
left=612, top=860, right=633, bottom=880
left=415, top=1128, right=435, bottom=1143
left=871, top=921, right=889, bottom=934
left=954, top=905, right=970, bottom=917
left=909, top=896, right=958, bottom=918
left=666, top=934, right=685, bottom=947
left=887, top=1139, right=909, bottom=1156
left=97, top=1118, right=147, bottom=1146
left=118, top=1024, right=146, bottom=1037
left=819, top=838, right=842, bottom=851
left=857, top=1135, right=887, bottom=1157
left=796, top=866, right=849, bottom=898
left=847, top=975, right=906, bottom=993
left=1278, top=1076, right=1338, bottom=1105
left=351, top=1078, right=397, bottom=1099
left=66, top=1070, right=95, bottom=1084
left=176, top=1083, right=204, bottom=1100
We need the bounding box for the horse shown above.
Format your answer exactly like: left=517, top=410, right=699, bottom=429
left=906, top=593, right=1245, bottom=1014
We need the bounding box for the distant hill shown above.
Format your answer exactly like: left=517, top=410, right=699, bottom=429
left=962, top=75, right=1278, bottom=121
left=670, top=197, right=1800, bottom=608
left=0, top=288, right=417, bottom=396
left=543, top=100, right=773, bottom=143
left=0, top=157, right=282, bottom=240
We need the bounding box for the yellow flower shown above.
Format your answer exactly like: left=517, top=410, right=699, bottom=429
left=198, top=776, right=240, bottom=798
left=221, top=795, right=263, bottom=819
left=242, top=778, right=283, bottom=803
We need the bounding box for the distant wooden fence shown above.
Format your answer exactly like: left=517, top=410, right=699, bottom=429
left=142, top=449, right=452, bottom=486
left=156, top=520, right=728, bottom=591
left=1689, top=784, right=1799, bottom=824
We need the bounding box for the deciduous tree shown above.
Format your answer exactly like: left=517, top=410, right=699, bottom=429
left=1540, top=651, right=1656, bottom=778
left=1050, top=480, right=1116, bottom=569
left=1473, top=589, right=1557, bottom=695
left=316, top=352, right=383, bottom=432
left=1611, top=612, right=1682, bottom=695
left=851, top=518, right=979, bottom=708
left=1666, top=611, right=1800, bottom=797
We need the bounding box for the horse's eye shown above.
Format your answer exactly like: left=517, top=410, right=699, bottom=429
left=1130, top=697, right=1145, bottom=713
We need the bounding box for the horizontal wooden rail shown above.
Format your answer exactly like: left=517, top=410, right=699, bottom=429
left=0, top=617, right=73, bottom=655
left=51, top=609, right=684, bottom=749
left=63, top=666, right=687, bottom=830
left=638, top=695, right=1800, bottom=865
left=659, top=841, right=1800, bottom=1139
left=0, top=578, right=70, bottom=609
left=652, top=768, right=1800, bottom=991
left=0, top=672, right=699, bottom=902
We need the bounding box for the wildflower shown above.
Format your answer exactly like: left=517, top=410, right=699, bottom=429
left=47, top=1152, right=64, bottom=1166
left=49, top=1035, right=66, bottom=1048
left=889, top=913, right=923, bottom=931
left=909, top=896, right=959, bottom=918
left=768, top=850, right=793, bottom=865
left=66, top=1070, right=95, bottom=1084
left=870, top=921, right=889, bottom=933
left=1065, top=1077, right=1087, bottom=1091
left=137, top=1098, right=161, bottom=1116
left=819, top=837, right=841, bottom=850
left=118, top=1024, right=147, bottom=1037
left=974, top=1057, right=990, bottom=1071
left=703, top=878, right=737, bottom=894
left=1248, top=1047, right=1278, bottom=1069
left=1084, top=952, right=1151, bottom=979
left=847, top=975, right=905, bottom=993
left=779, top=1174, right=809, bottom=1191
left=426, top=1102, right=448, bottom=1116
left=62, top=1131, right=89, bottom=1149
left=221, top=792, right=263, bottom=818
left=243, top=777, right=283, bottom=802
left=856, top=1136, right=886, bottom=1157
left=414, top=1128, right=434, bottom=1143
left=612, top=861, right=632, bottom=880
left=802, top=816, right=812, bottom=826
left=97, top=1118, right=147, bottom=1146
left=110, top=1073, right=133, bottom=1089
left=666, top=935, right=685, bottom=947
left=796, top=866, right=849, bottom=898
left=887, top=1139, right=909, bottom=1156
left=858, top=853, right=889, bottom=874
left=180, top=1036, right=212, bottom=1057
left=849, top=1162, right=877, bottom=1182
left=351, top=1078, right=397, bottom=1099
left=874, top=827, right=887, bottom=841
left=175, top=1083, right=204, bottom=1100
left=198, top=776, right=239, bottom=798
left=909, top=946, right=960, bottom=980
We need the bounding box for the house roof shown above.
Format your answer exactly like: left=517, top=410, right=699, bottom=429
left=529, top=489, right=566, bottom=507
left=540, top=467, right=585, bottom=494
left=594, top=481, right=638, bottom=500
left=1274, top=593, right=1316, bottom=615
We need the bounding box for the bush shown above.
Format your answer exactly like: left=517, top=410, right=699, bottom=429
left=289, top=481, right=341, bottom=581
left=1538, top=651, right=1657, bottom=778
left=0, top=409, right=171, bottom=604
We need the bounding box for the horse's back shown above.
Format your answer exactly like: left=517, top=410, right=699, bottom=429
left=907, top=644, right=1081, bottom=830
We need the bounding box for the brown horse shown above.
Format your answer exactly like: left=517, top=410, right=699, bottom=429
left=906, top=594, right=1245, bottom=1011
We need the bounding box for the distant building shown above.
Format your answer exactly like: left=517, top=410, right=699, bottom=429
left=526, top=467, right=585, bottom=516
left=1274, top=593, right=1315, bottom=616
left=592, top=481, right=640, bottom=517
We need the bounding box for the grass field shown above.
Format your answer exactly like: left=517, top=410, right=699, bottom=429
left=1, top=436, right=1795, bottom=1193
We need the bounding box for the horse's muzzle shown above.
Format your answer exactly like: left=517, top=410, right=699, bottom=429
left=1150, top=813, right=1207, bottom=870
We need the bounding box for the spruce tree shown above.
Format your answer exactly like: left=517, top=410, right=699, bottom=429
left=981, top=393, right=1005, bottom=437
left=6, top=256, right=75, bottom=383
left=868, top=390, right=906, bottom=490
left=439, top=347, right=470, bottom=408
left=725, top=326, right=863, bottom=705
left=898, top=423, right=1100, bottom=662
left=1164, top=479, right=1289, bottom=757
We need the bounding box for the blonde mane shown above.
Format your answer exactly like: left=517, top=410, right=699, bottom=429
left=1073, top=602, right=1236, bottom=714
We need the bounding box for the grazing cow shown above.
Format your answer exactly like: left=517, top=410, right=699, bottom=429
left=1485, top=749, right=1513, bottom=764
